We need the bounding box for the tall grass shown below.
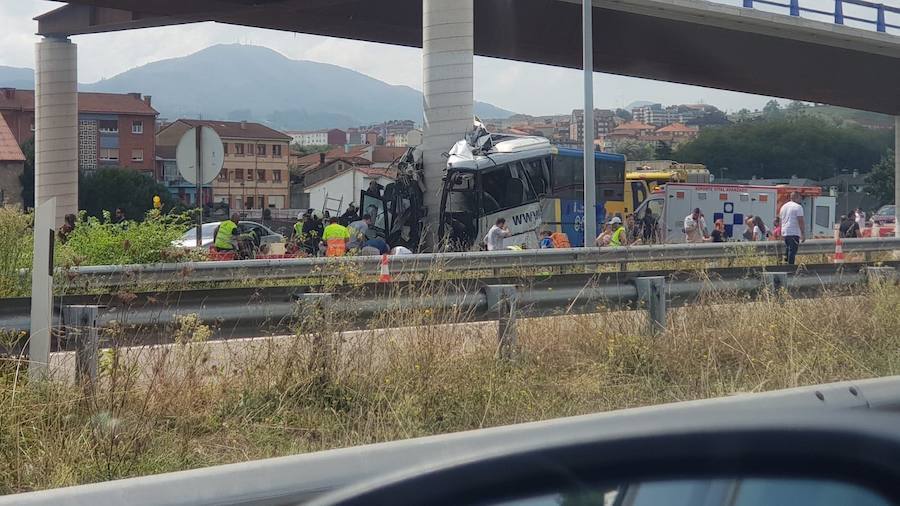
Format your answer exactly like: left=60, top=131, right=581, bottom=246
left=1, top=280, right=898, bottom=494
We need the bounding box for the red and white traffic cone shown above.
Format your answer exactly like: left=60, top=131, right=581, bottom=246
left=834, top=236, right=845, bottom=264
left=379, top=254, right=392, bottom=283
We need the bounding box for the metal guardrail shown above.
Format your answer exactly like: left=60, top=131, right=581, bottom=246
left=4, top=374, right=899, bottom=506
left=1, top=262, right=895, bottom=342
left=53, top=238, right=900, bottom=289
left=741, top=0, right=900, bottom=32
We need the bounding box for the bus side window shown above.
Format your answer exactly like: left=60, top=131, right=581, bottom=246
left=521, top=158, right=549, bottom=196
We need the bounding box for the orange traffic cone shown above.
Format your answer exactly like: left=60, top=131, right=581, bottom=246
left=379, top=254, right=392, bottom=282
left=834, top=237, right=845, bottom=264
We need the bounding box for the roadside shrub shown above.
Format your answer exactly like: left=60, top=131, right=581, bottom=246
left=0, top=207, right=32, bottom=298
left=57, top=210, right=193, bottom=266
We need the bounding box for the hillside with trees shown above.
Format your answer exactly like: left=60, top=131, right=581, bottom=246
left=674, top=106, right=893, bottom=181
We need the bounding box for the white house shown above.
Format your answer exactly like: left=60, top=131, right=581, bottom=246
left=305, top=165, right=395, bottom=216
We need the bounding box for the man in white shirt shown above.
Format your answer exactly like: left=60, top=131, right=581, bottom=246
left=484, top=218, right=511, bottom=251
left=779, top=191, right=806, bottom=265
left=683, top=208, right=707, bottom=243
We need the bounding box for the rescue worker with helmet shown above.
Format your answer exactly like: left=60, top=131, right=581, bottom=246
left=321, top=216, right=350, bottom=257
left=609, top=216, right=628, bottom=247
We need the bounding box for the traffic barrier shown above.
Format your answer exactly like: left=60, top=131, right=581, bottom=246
left=834, top=239, right=845, bottom=263
left=379, top=255, right=391, bottom=283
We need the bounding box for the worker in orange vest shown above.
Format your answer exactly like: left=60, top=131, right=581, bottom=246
left=321, top=216, right=350, bottom=257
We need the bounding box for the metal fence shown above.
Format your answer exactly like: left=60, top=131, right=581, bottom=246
left=54, top=238, right=900, bottom=289
left=739, top=0, right=900, bottom=32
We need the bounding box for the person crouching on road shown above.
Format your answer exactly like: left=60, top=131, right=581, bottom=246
left=214, top=213, right=241, bottom=252
left=539, top=230, right=554, bottom=249
left=322, top=216, right=350, bottom=257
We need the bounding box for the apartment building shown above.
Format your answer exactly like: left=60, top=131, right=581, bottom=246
left=287, top=128, right=346, bottom=147
left=0, top=87, right=157, bottom=174
left=157, top=119, right=292, bottom=209
left=569, top=109, right=616, bottom=143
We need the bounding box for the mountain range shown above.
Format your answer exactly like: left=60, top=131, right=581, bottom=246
left=0, top=44, right=515, bottom=130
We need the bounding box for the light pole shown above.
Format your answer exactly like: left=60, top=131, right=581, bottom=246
left=582, top=0, right=596, bottom=246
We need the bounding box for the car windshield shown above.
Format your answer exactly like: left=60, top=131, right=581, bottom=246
left=179, top=223, right=219, bottom=241
left=877, top=205, right=895, bottom=216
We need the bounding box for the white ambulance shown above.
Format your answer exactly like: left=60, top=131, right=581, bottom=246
left=635, top=183, right=836, bottom=243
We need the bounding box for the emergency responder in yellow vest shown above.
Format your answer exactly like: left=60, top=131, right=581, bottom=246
left=321, top=216, right=350, bottom=257
left=214, top=213, right=241, bottom=251
left=609, top=216, right=628, bottom=247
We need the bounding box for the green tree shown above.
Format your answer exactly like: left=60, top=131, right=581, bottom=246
left=291, top=144, right=332, bottom=157
left=612, top=139, right=656, bottom=161
left=79, top=169, right=176, bottom=221
left=674, top=116, right=891, bottom=181
left=655, top=142, right=673, bottom=160
left=762, top=99, right=782, bottom=117
left=865, top=149, right=896, bottom=207
left=18, top=138, right=35, bottom=209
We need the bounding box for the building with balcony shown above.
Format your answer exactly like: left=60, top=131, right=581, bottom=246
left=0, top=115, right=25, bottom=208
left=157, top=119, right=292, bottom=209
left=0, top=87, right=157, bottom=175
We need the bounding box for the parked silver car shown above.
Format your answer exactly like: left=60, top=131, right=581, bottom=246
left=172, top=221, right=283, bottom=249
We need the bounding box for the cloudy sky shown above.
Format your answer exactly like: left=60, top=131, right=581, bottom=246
left=1, top=0, right=896, bottom=116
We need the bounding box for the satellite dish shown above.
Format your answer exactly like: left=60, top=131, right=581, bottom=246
left=176, top=126, right=224, bottom=185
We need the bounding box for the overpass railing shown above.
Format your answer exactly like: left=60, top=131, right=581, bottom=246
left=741, top=0, right=900, bottom=32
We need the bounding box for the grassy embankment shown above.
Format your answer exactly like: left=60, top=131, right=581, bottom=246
left=0, top=277, right=898, bottom=494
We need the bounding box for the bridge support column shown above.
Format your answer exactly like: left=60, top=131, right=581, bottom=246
left=422, top=0, right=474, bottom=249
left=35, top=36, right=78, bottom=226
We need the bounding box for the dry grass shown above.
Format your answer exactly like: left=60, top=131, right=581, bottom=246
left=1, top=279, right=899, bottom=495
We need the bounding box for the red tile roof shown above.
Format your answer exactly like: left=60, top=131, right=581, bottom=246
left=371, top=146, right=407, bottom=163
left=293, top=145, right=371, bottom=169
left=0, top=88, right=157, bottom=116
left=0, top=116, right=25, bottom=162
left=656, top=122, right=699, bottom=133
left=177, top=119, right=291, bottom=141
left=613, top=120, right=655, bottom=132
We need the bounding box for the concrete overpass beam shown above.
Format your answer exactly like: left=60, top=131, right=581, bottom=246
left=422, top=0, right=473, bottom=250
left=35, top=37, right=78, bottom=226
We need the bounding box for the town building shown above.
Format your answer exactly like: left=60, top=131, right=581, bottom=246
left=157, top=119, right=292, bottom=209
left=155, top=145, right=212, bottom=207
left=0, top=87, right=158, bottom=175
left=287, top=128, right=346, bottom=147
left=386, top=128, right=423, bottom=147
left=651, top=122, right=700, bottom=146
left=290, top=144, right=405, bottom=213
left=569, top=109, right=616, bottom=143
left=0, top=115, right=25, bottom=208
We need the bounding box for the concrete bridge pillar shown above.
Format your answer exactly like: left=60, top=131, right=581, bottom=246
left=422, top=0, right=474, bottom=249
left=35, top=36, right=78, bottom=226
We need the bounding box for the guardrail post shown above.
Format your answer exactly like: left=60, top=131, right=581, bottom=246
left=293, top=293, right=335, bottom=380
left=743, top=0, right=753, bottom=7
left=865, top=266, right=897, bottom=286
left=834, top=0, right=844, bottom=24
left=484, top=285, right=518, bottom=358
left=876, top=4, right=886, bottom=32
left=762, top=272, right=789, bottom=292
left=789, top=0, right=800, bottom=16
left=62, top=305, right=100, bottom=392
left=635, top=276, right=666, bottom=336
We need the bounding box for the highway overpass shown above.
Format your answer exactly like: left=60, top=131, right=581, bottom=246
left=26, top=0, right=900, bottom=233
